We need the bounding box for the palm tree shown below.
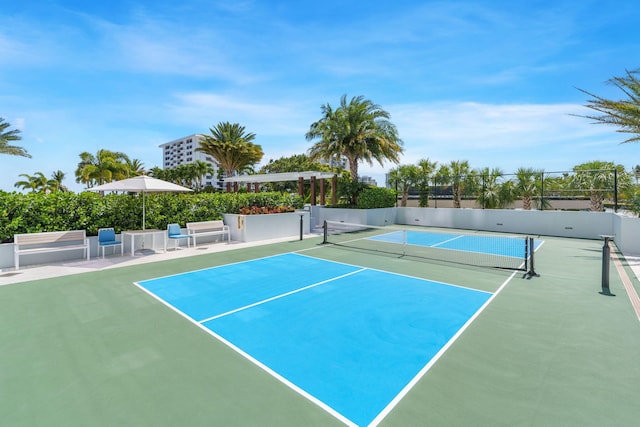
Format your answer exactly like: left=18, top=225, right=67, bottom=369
left=514, top=167, right=541, bottom=210
left=476, top=167, right=507, bottom=209
left=0, top=118, right=31, bottom=158
left=388, top=165, right=419, bottom=207
left=576, top=69, right=640, bottom=144
left=49, top=170, right=69, bottom=192
left=440, top=160, right=472, bottom=208
left=75, top=149, right=131, bottom=187
left=197, top=122, right=263, bottom=179
left=14, top=173, right=40, bottom=192
left=126, top=158, right=146, bottom=176
left=190, top=160, right=215, bottom=190
left=415, top=158, right=438, bottom=207
left=306, top=95, right=403, bottom=181
left=14, top=172, right=49, bottom=193
left=572, top=161, right=631, bottom=211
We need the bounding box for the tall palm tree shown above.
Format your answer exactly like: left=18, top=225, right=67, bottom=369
left=75, top=149, right=131, bottom=187
left=306, top=95, right=403, bottom=181
left=0, top=118, right=30, bottom=158
left=197, top=122, right=263, bottom=178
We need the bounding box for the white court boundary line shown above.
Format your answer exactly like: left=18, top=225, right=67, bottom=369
left=132, top=278, right=357, bottom=427
left=197, top=268, right=366, bottom=323
left=368, top=268, right=521, bottom=426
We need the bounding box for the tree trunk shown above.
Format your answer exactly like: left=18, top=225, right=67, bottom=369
left=590, top=192, right=603, bottom=211
left=348, top=156, right=358, bottom=181
left=523, top=196, right=532, bottom=210
left=453, top=184, right=461, bottom=208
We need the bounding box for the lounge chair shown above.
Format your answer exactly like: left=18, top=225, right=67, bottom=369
left=167, top=223, right=190, bottom=250
left=97, top=228, right=123, bottom=258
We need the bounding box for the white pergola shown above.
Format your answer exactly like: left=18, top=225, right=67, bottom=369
left=223, top=171, right=338, bottom=205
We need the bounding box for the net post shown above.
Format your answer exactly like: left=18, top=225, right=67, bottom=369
left=322, top=220, right=328, bottom=244
left=402, top=229, right=407, bottom=256
left=526, top=237, right=539, bottom=278
left=299, top=214, right=304, bottom=241
left=599, top=235, right=615, bottom=296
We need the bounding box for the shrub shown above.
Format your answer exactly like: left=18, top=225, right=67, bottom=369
left=356, top=187, right=396, bottom=209
left=0, top=191, right=303, bottom=243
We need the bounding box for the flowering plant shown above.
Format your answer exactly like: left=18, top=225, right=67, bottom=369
left=239, top=205, right=296, bottom=215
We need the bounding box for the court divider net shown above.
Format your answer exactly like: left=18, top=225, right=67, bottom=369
left=322, top=220, right=535, bottom=272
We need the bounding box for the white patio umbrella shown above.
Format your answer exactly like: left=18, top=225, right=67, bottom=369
left=87, top=176, right=193, bottom=229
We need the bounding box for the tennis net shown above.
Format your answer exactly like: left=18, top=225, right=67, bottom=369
left=322, top=220, right=537, bottom=273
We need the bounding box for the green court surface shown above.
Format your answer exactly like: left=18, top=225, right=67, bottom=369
left=1, top=231, right=639, bottom=426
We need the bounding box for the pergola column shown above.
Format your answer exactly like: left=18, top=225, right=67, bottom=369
left=298, top=177, right=304, bottom=197
left=254, top=182, right=260, bottom=193
left=331, top=175, right=338, bottom=205
left=310, top=176, right=316, bottom=206
left=320, top=178, right=326, bottom=205
left=226, top=182, right=231, bottom=192
left=233, top=182, right=238, bottom=192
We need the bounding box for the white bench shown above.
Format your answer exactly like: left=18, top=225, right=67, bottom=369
left=14, top=230, right=90, bottom=269
left=186, top=220, right=230, bottom=246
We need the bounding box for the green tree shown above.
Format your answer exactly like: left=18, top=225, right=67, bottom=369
left=126, top=158, right=146, bottom=176
left=306, top=94, right=403, bottom=181
left=14, top=172, right=49, bottom=193
left=0, top=118, right=31, bottom=158
left=388, top=164, right=419, bottom=207
left=197, top=122, right=263, bottom=178
left=75, top=149, right=131, bottom=187
left=571, top=161, right=631, bottom=211
left=439, top=160, right=472, bottom=208
left=476, top=167, right=510, bottom=209
left=49, top=170, right=68, bottom=192
left=515, top=167, right=542, bottom=210
left=415, top=158, right=438, bottom=207
left=576, top=69, right=640, bottom=143
left=14, top=173, right=41, bottom=192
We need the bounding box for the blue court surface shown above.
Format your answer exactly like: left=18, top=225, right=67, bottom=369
left=368, top=230, right=541, bottom=258
left=135, top=253, right=493, bottom=426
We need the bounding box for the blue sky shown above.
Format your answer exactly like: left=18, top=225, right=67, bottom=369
left=2, top=0, right=639, bottom=192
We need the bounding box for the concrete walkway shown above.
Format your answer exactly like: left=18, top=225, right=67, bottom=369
left=0, top=234, right=320, bottom=286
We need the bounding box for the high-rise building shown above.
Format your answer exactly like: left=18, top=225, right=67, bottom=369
left=159, top=134, right=223, bottom=189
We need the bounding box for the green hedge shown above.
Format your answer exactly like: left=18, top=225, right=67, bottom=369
left=356, top=187, right=396, bottom=208
left=326, top=187, right=397, bottom=209
left=0, top=191, right=303, bottom=243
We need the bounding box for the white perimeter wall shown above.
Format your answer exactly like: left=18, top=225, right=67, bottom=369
left=319, top=207, right=640, bottom=256
left=2, top=208, right=639, bottom=271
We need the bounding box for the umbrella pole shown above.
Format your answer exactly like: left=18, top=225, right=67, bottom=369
left=143, top=192, right=146, bottom=230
